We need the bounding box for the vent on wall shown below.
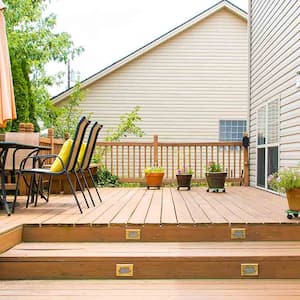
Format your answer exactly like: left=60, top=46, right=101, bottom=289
left=296, top=71, right=300, bottom=88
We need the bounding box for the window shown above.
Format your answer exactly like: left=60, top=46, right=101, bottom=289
left=256, top=99, right=279, bottom=189
left=257, top=106, right=266, bottom=145
left=219, top=120, right=247, bottom=141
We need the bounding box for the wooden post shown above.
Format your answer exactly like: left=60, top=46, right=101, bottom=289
left=64, top=132, right=70, bottom=140
left=153, top=135, right=158, bottom=166
left=48, top=128, right=54, bottom=155
left=243, top=133, right=249, bottom=186
left=25, top=123, right=34, bottom=132
left=18, top=123, right=25, bottom=132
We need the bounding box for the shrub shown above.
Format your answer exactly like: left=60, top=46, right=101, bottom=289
left=97, top=167, right=120, bottom=187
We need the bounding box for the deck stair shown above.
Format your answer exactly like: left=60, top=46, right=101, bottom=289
left=1, top=187, right=300, bottom=280
left=1, top=226, right=300, bottom=279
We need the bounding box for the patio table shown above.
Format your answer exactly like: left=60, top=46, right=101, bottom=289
left=0, top=142, right=50, bottom=216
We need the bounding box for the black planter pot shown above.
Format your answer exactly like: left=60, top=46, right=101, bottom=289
left=205, top=172, right=227, bottom=192
left=176, top=174, right=192, bottom=190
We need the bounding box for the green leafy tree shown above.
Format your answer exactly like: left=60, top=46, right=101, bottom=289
left=53, top=81, right=88, bottom=138
left=10, top=58, right=30, bottom=131
left=94, top=106, right=144, bottom=187
left=4, top=0, right=83, bottom=130
left=105, top=106, right=144, bottom=142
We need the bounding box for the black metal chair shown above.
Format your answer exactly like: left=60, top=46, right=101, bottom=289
left=12, top=116, right=91, bottom=214
left=76, top=122, right=103, bottom=205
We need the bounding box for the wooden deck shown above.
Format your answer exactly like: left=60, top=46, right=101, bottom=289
left=1, top=186, right=300, bottom=285
left=1, top=279, right=300, bottom=299
left=0, top=186, right=295, bottom=231
left=2, top=240, right=300, bottom=280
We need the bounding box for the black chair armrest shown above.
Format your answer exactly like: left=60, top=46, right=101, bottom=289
left=19, top=154, right=65, bottom=171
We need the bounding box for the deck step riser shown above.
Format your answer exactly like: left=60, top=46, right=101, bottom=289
left=22, top=225, right=300, bottom=242
left=1, top=258, right=300, bottom=280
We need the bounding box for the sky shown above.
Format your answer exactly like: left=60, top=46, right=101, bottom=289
left=47, top=0, right=248, bottom=95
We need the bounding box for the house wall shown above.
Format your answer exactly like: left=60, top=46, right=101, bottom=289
left=249, top=0, right=300, bottom=186
left=60, top=8, right=248, bottom=142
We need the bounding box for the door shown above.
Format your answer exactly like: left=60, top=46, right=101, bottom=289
left=256, top=99, right=279, bottom=189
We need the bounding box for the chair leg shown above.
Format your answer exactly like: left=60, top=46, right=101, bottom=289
left=26, top=175, right=35, bottom=208
left=46, top=175, right=53, bottom=202
left=87, top=168, right=102, bottom=202
left=38, top=174, right=51, bottom=203
left=34, top=175, right=43, bottom=207
left=12, top=172, right=20, bottom=213
left=66, top=172, right=83, bottom=214
left=79, top=168, right=95, bottom=207
left=74, top=171, right=89, bottom=208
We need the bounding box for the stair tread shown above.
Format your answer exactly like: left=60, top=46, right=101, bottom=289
left=2, top=241, right=300, bottom=258
left=1, top=279, right=300, bottom=299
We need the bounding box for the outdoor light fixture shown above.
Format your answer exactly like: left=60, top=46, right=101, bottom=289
left=296, top=71, right=300, bottom=88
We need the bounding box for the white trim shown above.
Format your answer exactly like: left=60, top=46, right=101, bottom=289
left=255, top=184, right=280, bottom=196
left=247, top=0, right=251, bottom=136
left=255, top=98, right=280, bottom=189
left=52, top=1, right=248, bottom=105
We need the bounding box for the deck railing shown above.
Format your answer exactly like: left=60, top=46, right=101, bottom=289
left=1, top=126, right=249, bottom=185
left=39, top=128, right=64, bottom=157
left=96, top=135, right=249, bottom=185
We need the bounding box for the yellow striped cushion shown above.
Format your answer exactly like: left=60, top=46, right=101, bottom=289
left=50, top=139, right=73, bottom=172
left=77, top=142, right=86, bottom=167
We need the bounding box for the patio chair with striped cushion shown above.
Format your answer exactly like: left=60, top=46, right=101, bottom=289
left=76, top=122, right=103, bottom=206
left=12, top=116, right=91, bottom=214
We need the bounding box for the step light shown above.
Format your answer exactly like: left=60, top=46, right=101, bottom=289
left=126, top=229, right=141, bottom=240
left=231, top=228, right=246, bottom=240
left=116, top=264, right=134, bottom=277
left=241, top=263, right=259, bottom=276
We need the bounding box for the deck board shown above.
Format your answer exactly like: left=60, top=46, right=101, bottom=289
left=111, top=188, right=146, bottom=224
left=4, top=241, right=300, bottom=257
left=128, top=189, right=153, bottom=224
left=93, top=188, right=136, bottom=224
left=75, top=188, right=125, bottom=224
left=161, top=188, right=177, bottom=224
left=180, top=189, right=211, bottom=223
left=0, top=187, right=298, bottom=233
left=144, top=189, right=162, bottom=224
left=191, top=190, right=227, bottom=223
left=171, top=189, right=194, bottom=224
left=0, top=279, right=300, bottom=299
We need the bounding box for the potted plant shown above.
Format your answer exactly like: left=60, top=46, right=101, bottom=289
left=176, top=167, right=193, bottom=190
left=268, top=166, right=300, bottom=219
left=144, top=166, right=165, bottom=189
left=205, top=161, right=227, bottom=192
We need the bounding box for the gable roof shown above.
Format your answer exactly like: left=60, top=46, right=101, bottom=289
left=52, top=0, right=247, bottom=104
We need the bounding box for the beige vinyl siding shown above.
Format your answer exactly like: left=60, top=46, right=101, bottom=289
left=65, top=8, right=247, bottom=142
left=249, top=0, right=300, bottom=186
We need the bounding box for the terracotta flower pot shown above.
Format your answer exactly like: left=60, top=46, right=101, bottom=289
left=286, top=189, right=300, bottom=211
left=145, top=173, right=164, bottom=189
left=176, top=174, right=192, bottom=190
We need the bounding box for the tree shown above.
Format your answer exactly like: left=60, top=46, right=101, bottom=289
left=4, top=0, right=83, bottom=130
left=10, top=58, right=30, bottom=131
left=54, top=81, right=87, bottom=138
left=105, top=106, right=144, bottom=142
left=94, top=106, right=144, bottom=187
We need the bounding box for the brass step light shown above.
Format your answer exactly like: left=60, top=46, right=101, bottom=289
left=241, top=263, right=259, bottom=276
left=231, top=228, right=246, bottom=240
left=116, top=264, right=134, bottom=277
left=126, top=229, right=141, bottom=240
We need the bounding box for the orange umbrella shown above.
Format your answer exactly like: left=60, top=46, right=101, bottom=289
left=0, top=1, right=16, bottom=128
